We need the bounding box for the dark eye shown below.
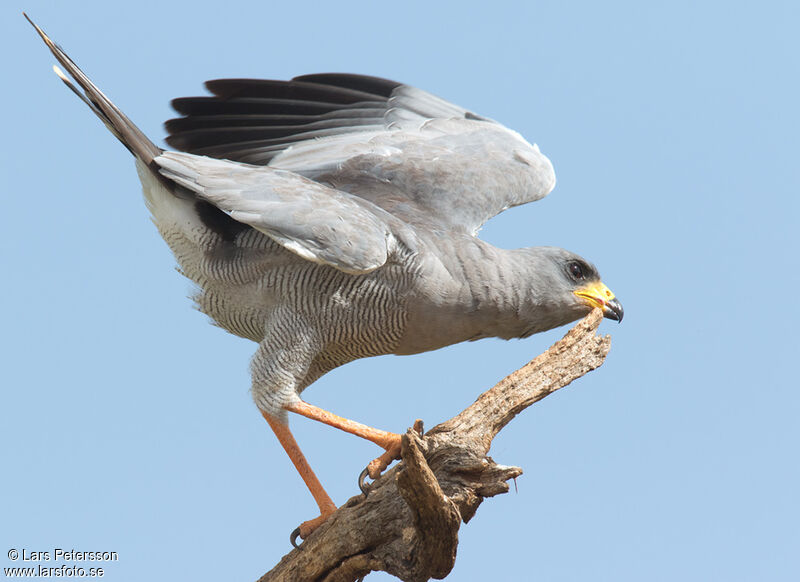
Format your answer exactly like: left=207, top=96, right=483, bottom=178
left=568, top=262, right=584, bottom=279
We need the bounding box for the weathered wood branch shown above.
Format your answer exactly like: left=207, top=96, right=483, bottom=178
left=258, top=309, right=612, bottom=582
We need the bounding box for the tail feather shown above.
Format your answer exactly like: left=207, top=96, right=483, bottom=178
left=25, top=13, right=162, bottom=165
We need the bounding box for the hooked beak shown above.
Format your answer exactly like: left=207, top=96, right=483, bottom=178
left=574, top=282, right=624, bottom=322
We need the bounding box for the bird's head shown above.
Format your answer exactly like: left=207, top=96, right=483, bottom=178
left=518, top=247, right=623, bottom=335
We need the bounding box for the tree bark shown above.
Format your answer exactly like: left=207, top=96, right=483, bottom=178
left=258, top=308, right=612, bottom=582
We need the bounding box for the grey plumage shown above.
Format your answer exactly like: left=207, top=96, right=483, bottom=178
left=28, top=16, right=622, bottom=427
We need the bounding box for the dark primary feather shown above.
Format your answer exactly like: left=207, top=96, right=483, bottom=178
left=165, top=111, right=387, bottom=133
left=205, top=77, right=392, bottom=103
left=165, top=74, right=404, bottom=163
left=292, top=73, right=401, bottom=97
left=168, top=123, right=385, bottom=153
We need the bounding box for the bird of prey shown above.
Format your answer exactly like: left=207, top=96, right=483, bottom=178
left=28, top=16, right=622, bottom=543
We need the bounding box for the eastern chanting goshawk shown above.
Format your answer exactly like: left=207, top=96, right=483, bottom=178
left=28, top=15, right=623, bottom=544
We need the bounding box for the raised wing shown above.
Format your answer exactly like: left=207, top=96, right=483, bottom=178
left=156, top=151, right=394, bottom=274
left=166, top=74, right=556, bottom=235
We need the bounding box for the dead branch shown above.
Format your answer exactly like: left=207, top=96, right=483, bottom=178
left=257, top=309, right=612, bottom=582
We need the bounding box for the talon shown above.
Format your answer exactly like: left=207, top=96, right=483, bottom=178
left=358, top=466, right=373, bottom=495
left=290, top=527, right=303, bottom=550
left=367, top=439, right=402, bottom=479
left=289, top=511, right=334, bottom=549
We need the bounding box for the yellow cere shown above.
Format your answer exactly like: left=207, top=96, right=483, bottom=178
left=574, top=282, right=616, bottom=308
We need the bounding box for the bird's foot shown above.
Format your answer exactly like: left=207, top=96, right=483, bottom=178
left=367, top=435, right=403, bottom=479
left=358, top=436, right=401, bottom=495
left=359, top=420, right=424, bottom=494
left=290, top=506, right=336, bottom=549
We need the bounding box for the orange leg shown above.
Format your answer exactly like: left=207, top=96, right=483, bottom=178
left=262, top=411, right=337, bottom=539
left=286, top=400, right=402, bottom=478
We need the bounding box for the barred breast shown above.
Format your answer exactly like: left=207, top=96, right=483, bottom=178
left=145, top=175, right=415, bottom=388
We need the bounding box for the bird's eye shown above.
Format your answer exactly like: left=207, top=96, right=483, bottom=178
left=568, top=262, right=584, bottom=279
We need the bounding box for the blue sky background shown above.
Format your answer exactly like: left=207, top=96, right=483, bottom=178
left=3, top=1, right=798, bottom=580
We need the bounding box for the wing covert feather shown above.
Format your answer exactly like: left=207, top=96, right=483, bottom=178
left=156, top=151, right=393, bottom=274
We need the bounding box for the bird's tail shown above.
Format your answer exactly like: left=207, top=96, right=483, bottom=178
left=25, top=13, right=162, bottom=167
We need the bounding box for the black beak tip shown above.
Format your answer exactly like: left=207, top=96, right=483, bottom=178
left=604, top=298, right=624, bottom=323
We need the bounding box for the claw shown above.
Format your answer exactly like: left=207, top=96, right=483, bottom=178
left=367, top=441, right=402, bottom=479
left=289, top=511, right=333, bottom=548
left=358, top=466, right=373, bottom=495
left=290, top=527, right=303, bottom=550
left=359, top=421, right=425, bottom=496
left=358, top=443, right=399, bottom=495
